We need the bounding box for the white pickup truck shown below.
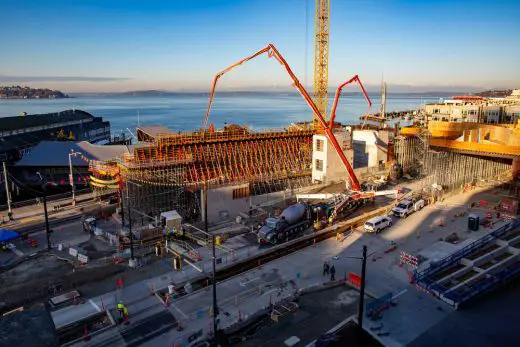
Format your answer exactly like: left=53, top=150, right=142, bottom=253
left=392, top=199, right=424, bottom=218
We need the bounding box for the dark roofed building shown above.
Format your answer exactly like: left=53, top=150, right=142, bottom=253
left=0, top=304, right=59, bottom=347
left=13, top=141, right=129, bottom=188
left=0, top=109, right=111, bottom=163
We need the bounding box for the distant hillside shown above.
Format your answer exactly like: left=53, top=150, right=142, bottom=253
left=473, top=89, right=512, bottom=97
left=0, top=85, right=69, bottom=99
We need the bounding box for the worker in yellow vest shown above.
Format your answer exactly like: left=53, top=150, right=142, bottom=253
left=117, top=301, right=129, bottom=323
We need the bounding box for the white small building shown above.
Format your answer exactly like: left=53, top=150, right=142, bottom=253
left=311, top=128, right=354, bottom=184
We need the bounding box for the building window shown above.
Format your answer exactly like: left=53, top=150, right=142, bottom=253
left=315, top=139, right=324, bottom=152
left=315, top=159, right=324, bottom=172
left=232, top=186, right=250, bottom=200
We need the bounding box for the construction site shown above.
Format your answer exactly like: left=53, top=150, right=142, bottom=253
left=1, top=1, right=520, bottom=347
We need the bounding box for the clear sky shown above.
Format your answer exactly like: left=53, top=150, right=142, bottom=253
left=0, top=0, right=519, bottom=92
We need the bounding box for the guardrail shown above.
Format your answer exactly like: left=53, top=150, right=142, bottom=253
left=415, top=217, right=520, bottom=281
left=0, top=188, right=92, bottom=212
left=414, top=217, right=520, bottom=307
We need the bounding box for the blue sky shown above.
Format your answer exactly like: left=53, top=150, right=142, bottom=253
left=0, top=0, right=519, bottom=92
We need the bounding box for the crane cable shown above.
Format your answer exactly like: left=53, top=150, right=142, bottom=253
left=304, top=0, right=309, bottom=91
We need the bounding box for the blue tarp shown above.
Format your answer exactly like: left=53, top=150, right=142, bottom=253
left=0, top=230, right=19, bottom=243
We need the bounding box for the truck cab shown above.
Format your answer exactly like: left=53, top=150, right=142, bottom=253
left=257, top=217, right=284, bottom=244
left=257, top=203, right=310, bottom=244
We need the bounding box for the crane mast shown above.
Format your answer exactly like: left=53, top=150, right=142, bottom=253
left=313, top=0, right=331, bottom=132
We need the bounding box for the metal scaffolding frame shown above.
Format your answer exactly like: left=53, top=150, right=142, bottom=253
left=89, top=128, right=315, bottom=223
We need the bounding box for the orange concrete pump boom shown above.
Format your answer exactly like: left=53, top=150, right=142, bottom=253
left=203, top=44, right=361, bottom=191
left=329, top=74, right=372, bottom=129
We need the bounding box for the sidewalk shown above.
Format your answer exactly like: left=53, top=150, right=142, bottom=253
left=1, top=193, right=99, bottom=230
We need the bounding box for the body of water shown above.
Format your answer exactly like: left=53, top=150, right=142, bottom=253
left=0, top=93, right=443, bottom=133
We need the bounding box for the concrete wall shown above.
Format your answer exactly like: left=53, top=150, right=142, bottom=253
left=352, top=129, right=389, bottom=168
left=204, top=183, right=325, bottom=223
left=311, top=130, right=354, bottom=184
left=205, top=183, right=250, bottom=223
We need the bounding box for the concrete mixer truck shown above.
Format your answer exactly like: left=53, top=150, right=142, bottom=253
left=257, top=203, right=312, bottom=245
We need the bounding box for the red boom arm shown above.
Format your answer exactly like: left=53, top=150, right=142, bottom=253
left=329, top=75, right=372, bottom=129
left=202, top=44, right=361, bottom=191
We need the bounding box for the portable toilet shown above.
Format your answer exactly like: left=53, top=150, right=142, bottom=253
left=468, top=213, right=480, bottom=231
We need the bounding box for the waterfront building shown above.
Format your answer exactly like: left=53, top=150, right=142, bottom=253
left=424, top=89, right=520, bottom=124
left=0, top=109, right=111, bottom=163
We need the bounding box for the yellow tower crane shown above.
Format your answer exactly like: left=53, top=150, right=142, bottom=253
left=313, top=0, right=331, bottom=132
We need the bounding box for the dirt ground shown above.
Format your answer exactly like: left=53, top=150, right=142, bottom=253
left=0, top=250, right=177, bottom=313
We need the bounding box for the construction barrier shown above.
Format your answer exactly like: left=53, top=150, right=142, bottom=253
left=400, top=251, right=419, bottom=268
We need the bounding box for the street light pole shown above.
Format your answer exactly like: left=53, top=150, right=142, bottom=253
left=42, top=190, right=51, bottom=250
left=2, top=161, right=12, bottom=218
left=68, top=150, right=82, bottom=206
left=357, top=245, right=368, bottom=343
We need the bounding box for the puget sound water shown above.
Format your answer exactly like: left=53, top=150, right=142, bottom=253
left=0, top=93, right=443, bottom=134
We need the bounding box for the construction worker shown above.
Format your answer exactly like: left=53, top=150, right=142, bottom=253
left=117, top=302, right=124, bottom=318
left=122, top=305, right=130, bottom=322
left=117, top=301, right=129, bottom=323
left=323, top=261, right=330, bottom=276
left=330, top=264, right=336, bottom=281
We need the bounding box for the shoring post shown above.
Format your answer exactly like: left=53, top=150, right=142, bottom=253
left=83, top=325, right=90, bottom=341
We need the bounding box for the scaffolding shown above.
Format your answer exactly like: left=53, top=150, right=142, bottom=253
left=394, top=134, right=513, bottom=190
left=89, top=128, right=315, bottom=223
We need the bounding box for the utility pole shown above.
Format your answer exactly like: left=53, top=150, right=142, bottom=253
left=126, top=184, right=135, bottom=266
left=205, top=182, right=218, bottom=337
left=2, top=161, right=12, bottom=218
left=357, top=245, right=368, bottom=344
left=37, top=172, right=52, bottom=250
left=119, top=189, right=125, bottom=228
left=125, top=180, right=142, bottom=267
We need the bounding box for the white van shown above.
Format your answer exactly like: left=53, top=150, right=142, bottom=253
left=364, top=216, right=392, bottom=233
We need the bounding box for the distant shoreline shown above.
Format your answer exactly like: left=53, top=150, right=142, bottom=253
left=68, top=90, right=452, bottom=98
left=0, top=85, right=69, bottom=100
left=0, top=96, right=71, bottom=100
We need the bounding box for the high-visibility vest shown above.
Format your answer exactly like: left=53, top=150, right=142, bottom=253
left=117, top=303, right=124, bottom=310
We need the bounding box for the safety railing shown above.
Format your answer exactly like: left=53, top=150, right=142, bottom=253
left=154, top=127, right=315, bottom=146
left=414, top=217, right=520, bottom=306
left=415, top=217, right=520, bottom=282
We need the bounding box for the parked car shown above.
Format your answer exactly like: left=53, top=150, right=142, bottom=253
left=392, top=199, right=425, bottom=218
left=364, top=216, right=392, bottom=233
